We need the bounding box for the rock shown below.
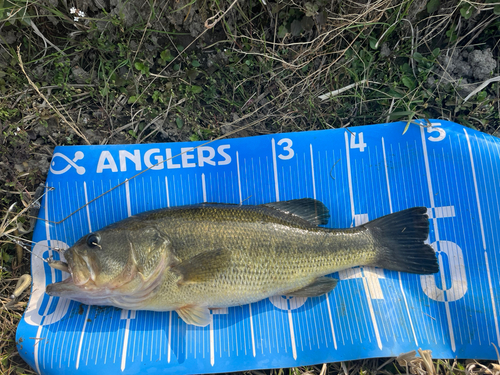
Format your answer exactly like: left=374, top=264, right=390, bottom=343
left=433, top=48, right=497, bottom=97
left=28, top=155, right=51, bottom=175
left=34, top=124, right=49, bottom=137
left=82, top=128, right=103, bottom=144
left=0, top=31, right=17, bottom=45
left=72, top=66, right=92, bottom=84
left=14, top=164, right=25, bottom=173
left=380, top=43, right=391, bottom=57
left=221, top=124, right=233, bottom=135
left=468, top=49, right=496, bottom=80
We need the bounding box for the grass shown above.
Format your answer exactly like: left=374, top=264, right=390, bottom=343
left=1, top=0, right=500, bottom=373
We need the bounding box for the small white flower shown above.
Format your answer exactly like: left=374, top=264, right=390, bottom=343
left=17, top=127, right=20, bottom=132
left=74, top=16, right=79, bottom=21
left=78, top=10, right=85, bottom=17
left=70, top=7, right=76, bottom=14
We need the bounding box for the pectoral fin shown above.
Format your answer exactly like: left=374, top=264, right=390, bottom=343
left=176, top=305, right=211, bottom=327
left=172, top=249, right=231, bottom=285
left=285, top=276, right=338, bottom=297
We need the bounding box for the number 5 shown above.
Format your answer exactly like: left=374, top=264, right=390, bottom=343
left=420, top=240, right=467, bottom=302
left=427, top=123, right=446, bottom=142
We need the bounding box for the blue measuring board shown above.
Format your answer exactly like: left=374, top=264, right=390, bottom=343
left=17, top=120, right=500, bottom=374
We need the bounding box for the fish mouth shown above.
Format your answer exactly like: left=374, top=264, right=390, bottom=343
left=46, top=275, right=86, bottom=298
left=45, top=273, right=118, bottom=305
left=46, top=249, right=99, bottom=298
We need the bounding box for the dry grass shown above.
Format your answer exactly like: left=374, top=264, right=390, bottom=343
left=1, top=280, right=35, bottom=375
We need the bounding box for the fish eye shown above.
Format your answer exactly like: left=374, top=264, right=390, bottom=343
left=86, top=233, right=101, bottom=248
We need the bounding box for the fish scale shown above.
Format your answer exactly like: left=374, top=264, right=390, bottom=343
left=46, top=199, right=438, bottom=326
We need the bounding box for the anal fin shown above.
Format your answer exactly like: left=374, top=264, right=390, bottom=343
left=176, top=305, right=211, bottom=327
left=285, top=276, right=338, bottom=297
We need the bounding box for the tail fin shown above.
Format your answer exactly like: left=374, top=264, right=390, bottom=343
left=365, top=207, right=438, bottom=274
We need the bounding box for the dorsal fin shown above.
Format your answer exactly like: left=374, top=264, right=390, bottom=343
left=261, top=198, right=330, bottom=226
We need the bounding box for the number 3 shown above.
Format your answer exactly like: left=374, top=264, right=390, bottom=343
left=277, top=138, right=294, bottom=160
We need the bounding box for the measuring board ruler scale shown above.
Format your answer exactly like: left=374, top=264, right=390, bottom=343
left=16, top=120, right=500, bottom=375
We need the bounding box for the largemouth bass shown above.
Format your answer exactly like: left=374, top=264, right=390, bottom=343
left=46, top=199, right=438, bottom=326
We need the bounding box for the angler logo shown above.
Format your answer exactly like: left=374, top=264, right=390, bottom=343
left=50, top=151, right=86, bottom=175
left=96, top=145, right=232, bottom=173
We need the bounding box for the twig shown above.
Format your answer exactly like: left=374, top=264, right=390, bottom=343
left=492, top=343, right=500, bottom=363
left=16, top=46, right=90, bottom=145
left=401, top=18, right=417, bottom=79
left=418, top=348, right=435, bottom=375
left=463, top=76, right=500, bottom=104
left=14, top=229, right=23, bottom=266
left=341, top=361, right=349, bottom=375
left=231, top=49, right=309, bottom=70
left=204, top=0, right=239, bottom=29
left=374, top=6, right=403, bottom=49
left=29, top=21, right=65, bottom=57
left=319, top=80, right=367, bottom=100
left=386, top=97, right=396, bottom=123
left=134, top=0, right=157, bottom=61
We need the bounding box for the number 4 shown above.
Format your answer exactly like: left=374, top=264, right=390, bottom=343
left=350, top=132, right=367, bottom=152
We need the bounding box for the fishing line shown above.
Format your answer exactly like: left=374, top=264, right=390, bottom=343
left=3, top=234, right=57, bottom=264
left=0, top=185, right=54, bottom=236
left=45, top=117, right=268, bottom=225
left=15, top=14, right=365, bottom=228
left=5, top=234, right=63, bottom=252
